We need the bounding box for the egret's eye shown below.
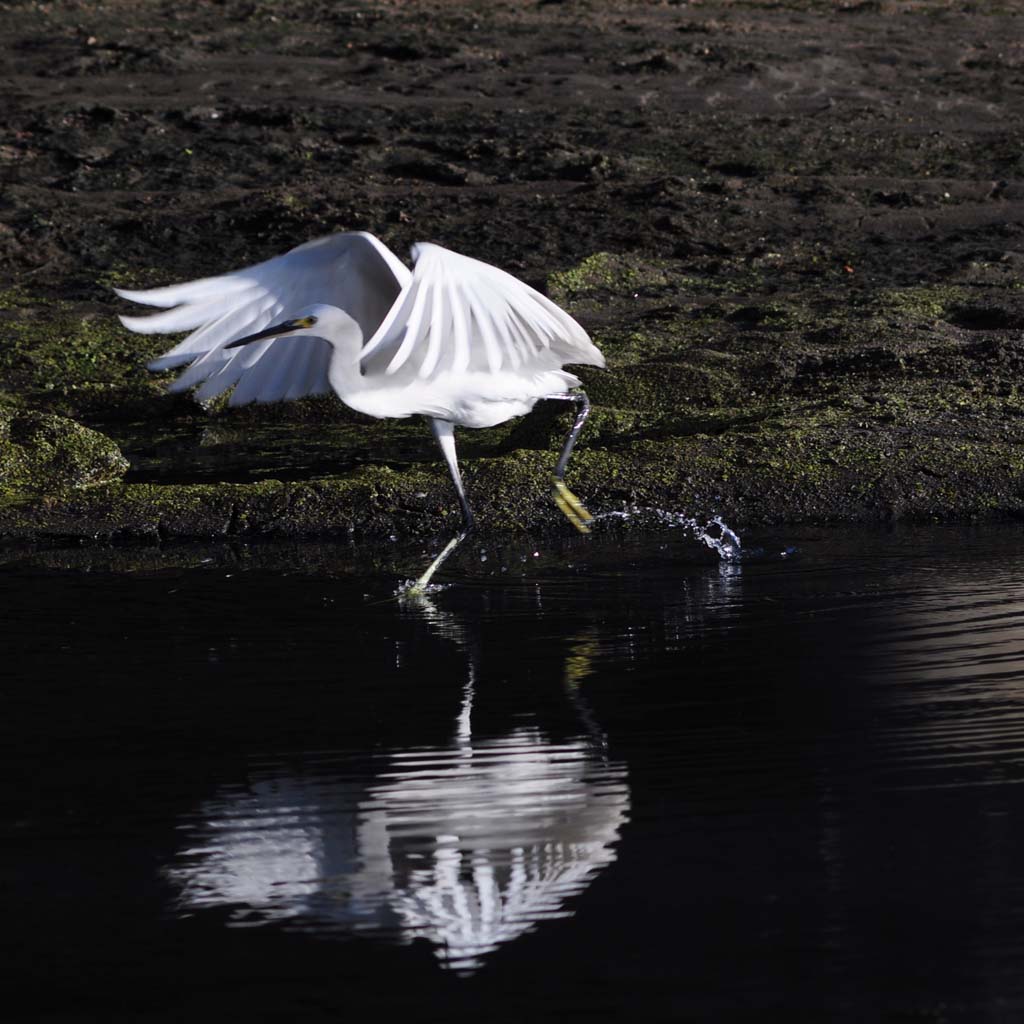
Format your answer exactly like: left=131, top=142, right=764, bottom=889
left=295, top=315, right=317, bottom=328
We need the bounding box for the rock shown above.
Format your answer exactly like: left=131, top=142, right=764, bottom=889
left=0, top=411, right=129, bottom=494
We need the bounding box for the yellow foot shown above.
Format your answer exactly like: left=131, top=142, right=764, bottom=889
left=551, top=477, right=594, bottom=534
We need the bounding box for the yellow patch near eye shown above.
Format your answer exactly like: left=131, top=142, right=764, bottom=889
left=295, top=316, right=315, bottom=328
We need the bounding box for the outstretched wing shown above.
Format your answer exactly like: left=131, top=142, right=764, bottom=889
left=358, top=243, right=604, bottom=384
left=116, top=231, right=411, bottom=405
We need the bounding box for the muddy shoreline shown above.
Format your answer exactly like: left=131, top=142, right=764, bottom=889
left=2, top=0, right=1023, bottom=543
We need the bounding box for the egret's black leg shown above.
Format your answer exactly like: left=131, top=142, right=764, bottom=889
left=551, top=391, right=592, bottom=481
left=545, top=391, right=594, bottom=533
left=407, top=419, right=473, bottom=594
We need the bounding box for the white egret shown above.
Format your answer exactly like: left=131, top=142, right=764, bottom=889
left=116, top=232, right=605, bottom=590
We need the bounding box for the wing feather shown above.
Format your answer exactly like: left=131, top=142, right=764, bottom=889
left=306, top=340, right=334, bottom=399
left=144, top=293, right=281, bottom=371
left=421, top=269, right=451, bottom=377
left=418, top=278, right=446, bottom=380
left=360, top=242, right=603, bottom=383
left=283, top=337, right=315, bottom=402
left=192, top=354, right=248, bottom=403
left=472, top=297, right=510, bottom=372
left=448, top=279, right=472, bottom=375
left=117, top=232, right=410, bottom=404
left=384, top=273, right=431, bottom=376
left=496, top=302, right=533, bottom=365
left=119, top=290, right=259, bottom=335
left=115, top=273, right=255, bottom=310
left=230, top=341, right=287, bottom=406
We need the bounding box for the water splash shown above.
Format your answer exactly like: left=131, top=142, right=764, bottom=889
left=596, top=508, right=742, bottom=561
left=395, top=580, right=451, bottom=599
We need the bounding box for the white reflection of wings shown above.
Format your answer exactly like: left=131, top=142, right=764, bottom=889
left=169, top=690, right=628, bottom=970
left=355, top=725, right=629, bottom=971
left=174, top=783, right=325, bottom=923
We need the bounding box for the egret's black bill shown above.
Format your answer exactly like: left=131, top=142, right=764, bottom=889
left=225, top=316, right=316, bottom=349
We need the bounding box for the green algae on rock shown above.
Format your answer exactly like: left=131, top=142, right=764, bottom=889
left=547, top=252, right=677, bottom=313
left=0, top=411, right=129, bottom=495
left=0, top=293, right=168, bottom=420
left=2, top=417, right=1024, bottom=544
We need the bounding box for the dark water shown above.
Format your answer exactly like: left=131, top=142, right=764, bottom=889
left=5, top=525, right=1024, bottom=1021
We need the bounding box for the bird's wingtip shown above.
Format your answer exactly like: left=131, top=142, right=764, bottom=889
left=119, top=313, right=158, bottom=333
left=113, top=286, right=155, bottom=303
left=146, top=354, right=189, bottom=372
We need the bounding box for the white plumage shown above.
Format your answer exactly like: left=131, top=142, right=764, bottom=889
left=117, top=231, right=605, bottom=590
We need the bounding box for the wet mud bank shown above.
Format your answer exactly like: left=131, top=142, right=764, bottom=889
left=2, top=0, right=1023, bottom=541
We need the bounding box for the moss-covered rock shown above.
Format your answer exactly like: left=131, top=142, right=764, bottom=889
left=547, top=252, right=677, bottom=314
left=0, top=294, right=168, bottom=420
left=0, top=411, right=129, bottom=495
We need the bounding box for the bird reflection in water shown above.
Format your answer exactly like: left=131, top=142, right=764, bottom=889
left=167, top=595, right=629, bottom=973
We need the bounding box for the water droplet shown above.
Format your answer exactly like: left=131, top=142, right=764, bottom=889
left=594, top=506, right=741, bottom=561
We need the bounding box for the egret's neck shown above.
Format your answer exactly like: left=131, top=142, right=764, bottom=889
left=326, top=336, right=366, bottom=400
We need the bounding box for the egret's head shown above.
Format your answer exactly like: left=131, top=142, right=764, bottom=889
left=224, top=304, right=360, bottom=351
